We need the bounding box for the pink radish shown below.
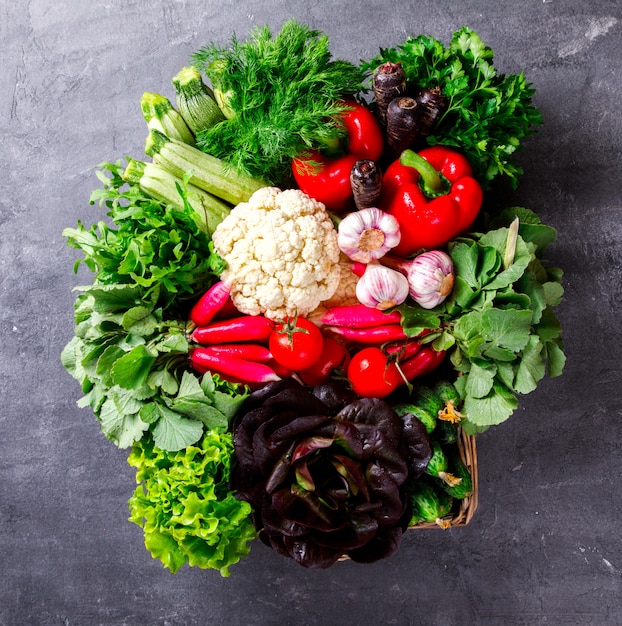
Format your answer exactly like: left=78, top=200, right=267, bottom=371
left=189, top=280, right=232, bottom=326
left=191, top=315, right=274, bottom=344
left=324, top=323, right=407, bottom=344
left=320, top=304, right=402, bottom=329
left=189, top=348, right=281, bottom=384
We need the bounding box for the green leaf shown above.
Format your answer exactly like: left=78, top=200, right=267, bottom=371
left=61, top=336, right=86, bottom=382
left=449, top=241, right=481, bottom=289
left=147, top=367, right=180, bottom=395
left=514, top=335, right=546, bottom=394
left=542, top=281, right=564, bottom=308
left=213, top=390, right=247, bottom=420
left=86, top=284, right=143, bottom=313
left=99, top=396, right=149, bottom=447
left=463, top=381, right=519, bottom=427
left=121, top=306, right=159, bottom=335
left=152, top=332, right=188, bottom=354
left=127, top=431, right=256, bottom=576
left=151, top=404, right=204, bottom=451
left=453, top=307, right=532, bottom=355
left=397, top=304, right=442, bottom=336
left=111, top=344, right=157, bottom=389
left=546, top=339, right=566, bottom=378
left=464, top=362, right=496, bottom=398
left=95, top=344, right=126, bottom=386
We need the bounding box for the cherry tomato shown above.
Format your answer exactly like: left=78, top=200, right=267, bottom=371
left=299, top=336, right=350, bottom=386
left=269, top=316, right=324, bottom=371
left=346, top=347, right=402, bottom=398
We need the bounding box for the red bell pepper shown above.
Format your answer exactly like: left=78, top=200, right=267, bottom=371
left=381, top=145, right=483, bottom=256
left=292, top=99, right=384, bottom=213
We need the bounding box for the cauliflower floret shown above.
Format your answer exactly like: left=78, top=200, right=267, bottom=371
left=212, top=187, right=341, bottom=319
left=307, top=253, right=361, bottom=325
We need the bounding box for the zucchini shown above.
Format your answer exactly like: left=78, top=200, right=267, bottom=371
left=145, top=129, right=265, bottom=207
left=122, top=158, right=230, bottom=234
left=393, top=402, right=436, bottom=434
left=172, top=66, right=225, bottom=133
left=140, top=92, right=195, bottom=145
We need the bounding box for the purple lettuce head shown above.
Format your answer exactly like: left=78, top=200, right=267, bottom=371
left=230, top=379, right=431, bottom=568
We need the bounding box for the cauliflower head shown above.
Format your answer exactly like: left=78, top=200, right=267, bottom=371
left=212, top=187, right=341, bottom=319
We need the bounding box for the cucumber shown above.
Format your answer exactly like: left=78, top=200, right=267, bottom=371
left=412, top=385, right=445, bottom=417
left=433, top=380, right=460, bottom=406
left=434, top=419, right=458, bottom=445
left=433, top=379, right=465, bottom=425
left=393, top=402, right=436, bottom=434
left=425, top=439, right=462, bottom=487
left=409, top=479, right=454, bottom=526
left=437, top=454, right=473, bottom=499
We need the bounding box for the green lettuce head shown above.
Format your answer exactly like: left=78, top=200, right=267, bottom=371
left=128, top=429, right=257, bottom=576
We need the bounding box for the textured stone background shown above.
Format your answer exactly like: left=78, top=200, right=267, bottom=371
left=2, top=1, right=621, bottom=624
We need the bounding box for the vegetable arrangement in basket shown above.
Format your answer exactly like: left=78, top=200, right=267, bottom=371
left=61, top=20, right=565, bottom=575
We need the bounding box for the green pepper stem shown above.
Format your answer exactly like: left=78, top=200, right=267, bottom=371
left=399, top=149, right=444, bottom=196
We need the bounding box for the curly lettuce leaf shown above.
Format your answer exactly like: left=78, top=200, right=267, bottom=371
left=128, top=430, right=257, bottom=576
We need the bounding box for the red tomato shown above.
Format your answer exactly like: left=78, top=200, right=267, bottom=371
left=346, top=347, right=402, bottom=398
left=269, top=316, right=324, bottom=371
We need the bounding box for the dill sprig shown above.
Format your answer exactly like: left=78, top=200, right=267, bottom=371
left=191, top=20, right=365, bottom=185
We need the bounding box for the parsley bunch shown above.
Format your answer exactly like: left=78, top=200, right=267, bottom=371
left=362, top=27, right=542, bottom=188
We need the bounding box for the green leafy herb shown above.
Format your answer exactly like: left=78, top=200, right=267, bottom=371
left=400, top=207, right=565, bottom=432
left=191, top=20, right=365, bottom=184
left=61, top=163, right=245, bottom=451
left=128, top=430, right=257, bottom=576
left=361, top=27, right=542, bottom=188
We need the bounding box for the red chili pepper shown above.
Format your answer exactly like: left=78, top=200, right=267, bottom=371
left=298, top=336, right=351, bottom=386
left=381, top=146, right=483, bottom=255
left=291, top=99, right=384, bottom=213
left=397, top=346, right=446, bottom=383
left=384, top=338, right=422, bottom=361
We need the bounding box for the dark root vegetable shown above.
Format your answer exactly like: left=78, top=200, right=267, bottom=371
left=372, top=62, right=407, bottom=126
left=385, top=96, right=419, bottom=155
left=350, top=160, right=382, bottom=210
left=415, top=86, right=448, bottom=137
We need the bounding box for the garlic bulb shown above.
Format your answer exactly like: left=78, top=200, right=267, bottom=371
left=355, top=263, right=409, bottom=310
left=381, top=250, right=455, bottom=310
left=337, top=208, right=401, bottom=263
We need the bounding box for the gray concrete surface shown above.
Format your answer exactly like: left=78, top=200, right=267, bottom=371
left=2, top=1, right=621, bottom=624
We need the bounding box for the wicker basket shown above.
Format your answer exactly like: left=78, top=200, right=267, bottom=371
left=408, top=428, right=478, bottom=530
